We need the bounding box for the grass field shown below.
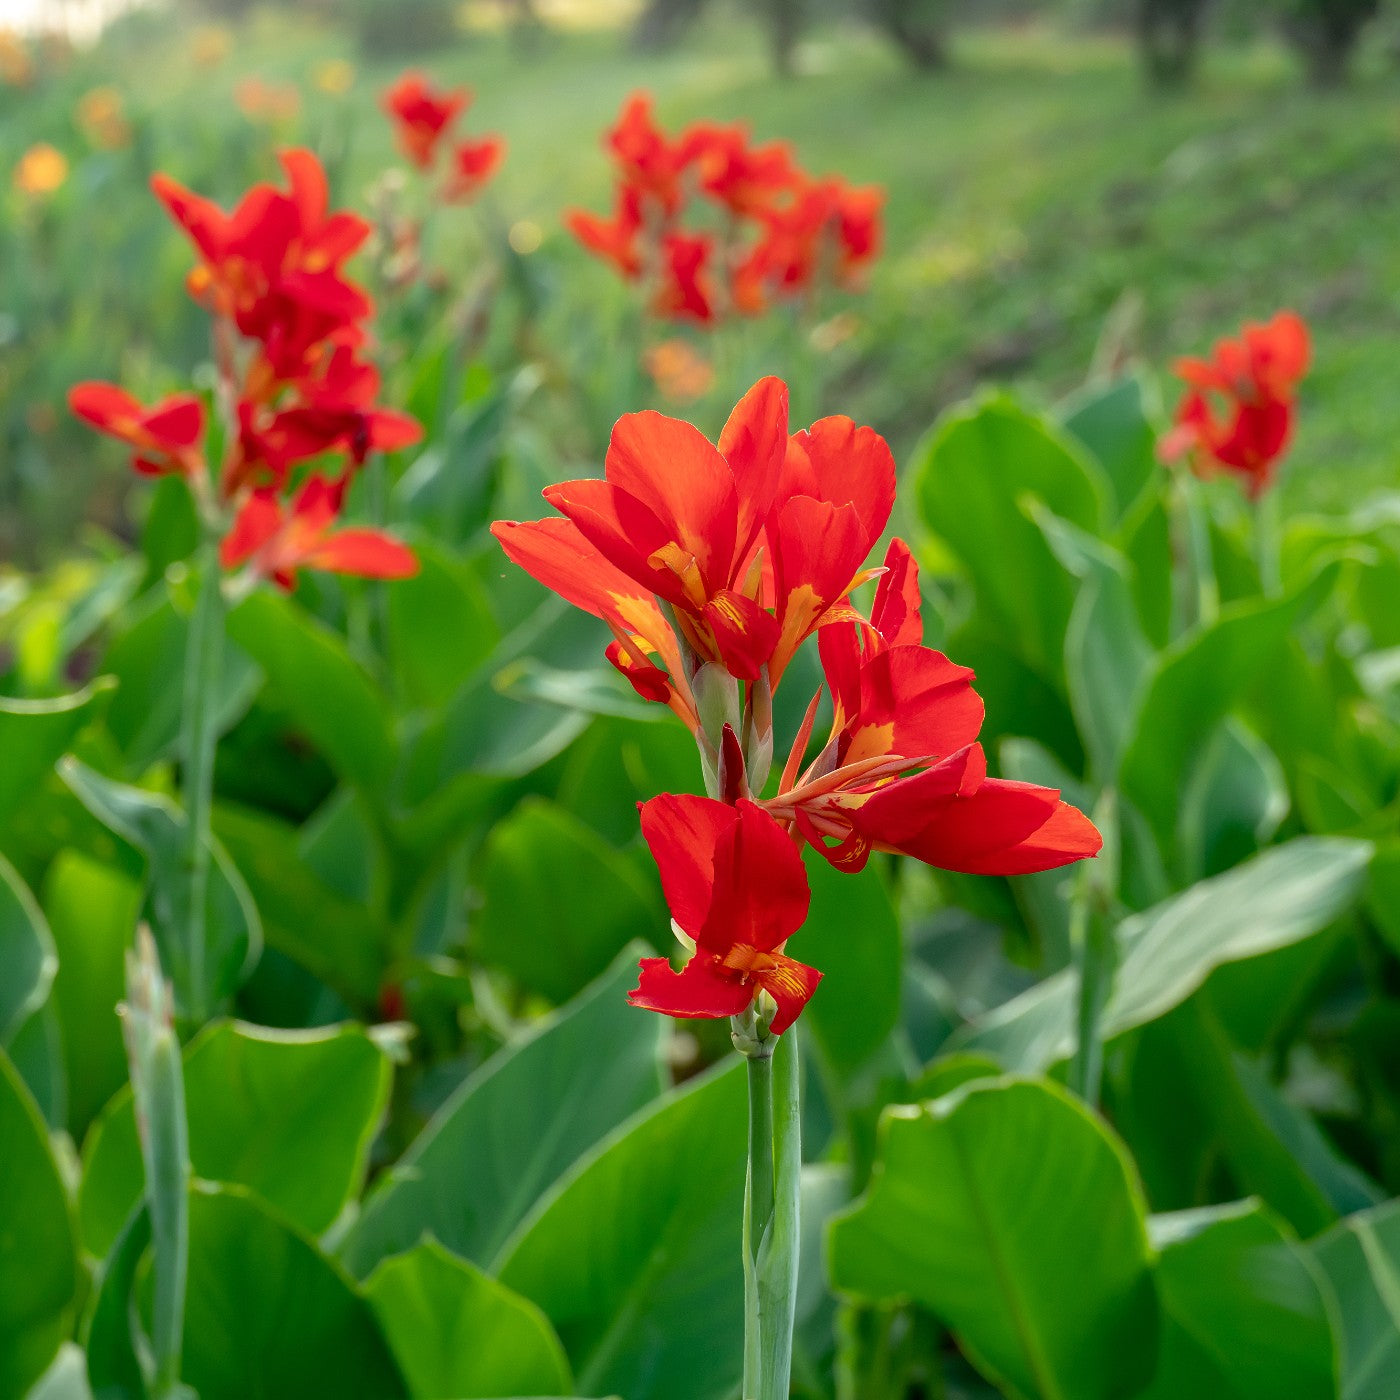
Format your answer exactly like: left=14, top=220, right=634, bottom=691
left=6, top=6, right=1400, bottom=538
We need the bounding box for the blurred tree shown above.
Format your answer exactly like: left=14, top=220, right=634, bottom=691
left=871, top=0, right=954, bottom=67
left=1271, top=0, right=1383, bottom=83
left=1137, top=0, right=1209, bottom=84
left=631, top=0, right=711, bottom=50
left=868, top=0, right=957, bottom=65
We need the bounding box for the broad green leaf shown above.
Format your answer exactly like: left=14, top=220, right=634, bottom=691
left=364, top=1239, right=571, bottom=1398
left=829, top=1076, right=1157, bottom=1400
left=42, top=851, right=139, bottom=1140
left=22, top=1343, right=92, bottom=1400
left=0, top=1051, right=78, bottom=1400
left=915, top=395, right=1106, bottom=682
left=59, top=758, right=261, bottom=1018
left=1311, top=1199, right=1400, bottom=1400
left=1033, top=505, right=1154, bottom=783
left=497, top=1062, right=747, bottom=1400
left=387, top=542, right=499, bottom=710
left=1141, top=1200, right=1335, bottom=1399
left=341, top=949, right=665, bottom=1277
left=1176, top=719, right=1288, bottom=881
left=0, top=680, right=113, bottom=831
left=101, top=591, right=261, bottom=772
left=213, top=803, right=386, bottom=1008
left=0, top=855, right=54, bottom=1048
left=180, top=1184, right=406, bottom=1400
left=1120, top=564, right=1339, bottom=853
left=799, top=858, right=902, bottom=1077
left=81, top=1020, right=391, bottom=1257
left=226, top=590, right=396, bottom=792
left=1059, top=374, right=1159, bottom=520
left=473, top=798, right=662, bottom=1005
left=960, top=836, right=1372, bottom=1072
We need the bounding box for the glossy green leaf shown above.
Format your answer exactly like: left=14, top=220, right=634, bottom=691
left=226, top=590, right=396, bottom=792
left=915, top=394, right=1106, bottom=682
left=364, top=1239, right=571, bottom=1399
left=473, top=798, right=662, bottom=1005
left=387, top=541, right=499, bottom=710
left=960, top=836, right=1372, bottom=1072
left=342, top=949, right=665, bottom=1277
left=1059, top=374, right=1159, bottom=520
left=1311, top=1199, right=1400, bottom=1400
left=799, top=858, right=902, bottom=1077
left=829, top=1076, right=1157, bottom=1400
left=0, top=680, right=113, bottom=831
left=180, top=1184, right=405, bottom=1400
left=81, top=1019, right=391, bottom=1257
left=1141, top=1200, right=1335, bottom=1399
left=212, top=803, right=385, bottom=1008
left=497, top=1062, right=747, bottom=1400
left=0, top=1050, right=78, bottom=1400
left=1120, top=563, right=1339, bottom=853
left=1177, top=719, right=1289, bottom=881
left=0, top=855, right=54, bottom=1049
left=1033, top=505, right=1154, bottom=784
left=59, top=758, right=261, bottom=1018
left=101, top=591, right=261, bottom=772
left=22, top=1343, right=92, bottom=1400
left=42, top=851, right=139, bottom=1139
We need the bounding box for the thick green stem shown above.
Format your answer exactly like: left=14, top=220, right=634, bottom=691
left=178, top=537, right=224, bottom=1022
left=122, top=927, right=191, bottom=1400
left=740, top=1024, right=802, bottom=1400
left=1068, top=883, right=1114, bottom=1108
left=1171, top=473, right=1218, bottom=634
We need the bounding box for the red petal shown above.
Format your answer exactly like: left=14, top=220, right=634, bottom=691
left=220, top=493, right=282, bottom=569
left=847, top=644, right=983, bottom=766
left=639, top=793, right=733, bottom=941
left=702, top=588, right=780, bottom=682
left=605, top=410, right=738, bottom=588
left=627, top=956, right=753, bottom=1023
left=871, top=538, right=922, bottom=647
left=718, top=376, right=789, bottom=562
left=491, top=515, right=662, bottom=628
left=68, top=381, right=140, bottom=434
left=142, top=394, right=205, bottom=451
left=757, top=954, right=823, bottom=1035
left=543, top=478, right=682, bottom=605
left=304, top=529, right=418, bottom=579
left=701, top=799, right=810, bottom=954
left=783, top=415, right=895, bottom=554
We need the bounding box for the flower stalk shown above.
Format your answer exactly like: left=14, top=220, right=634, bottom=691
left=737, top=1005, right=802, bottom=1400
left=120, top=926, right=192, bottom=1400
left=176, top=530, right=224, bottom=1022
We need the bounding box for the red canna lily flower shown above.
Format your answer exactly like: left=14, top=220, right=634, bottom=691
left=68, top=382, right=205, bottom=478
left=651, top=230, right=716, bottom=324
left=607, top=91, right=690, bottom=218
left=494, top=376, right=794, bottom=693
left=382, top=71, right=468, bottom=170
left=566, top=186, right=645, bottom=279
left=152, top=149, right=371, bottom=380
left=220, top=473, right=417, bottom=591
left=629, top=794, right=820, bottom=1035
left=762, top=539, right=1102, bottom=876
left=831, top=180, right=884, bottom=283
left=764, top=413, right=896, bottom=684
left=1158, top=310, right=1311, bottom=498
left=682, top=122, right=800, bottom=219
left=442, top=135, right=506, bottom=203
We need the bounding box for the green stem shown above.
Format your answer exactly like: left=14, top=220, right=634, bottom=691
left=123, top=927, right=191, bottom=1400
left=178, top=535, right=224, bottom=1023
left=1068, top=879, right=1112, bottom=1108
left=1171, top=473, right=1219, bottom=634
left=741, top=1025, right=802, bottom=1400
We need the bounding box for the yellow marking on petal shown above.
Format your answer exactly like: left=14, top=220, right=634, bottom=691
left=758, top=959, right=811, bottom=999
left=648, top=541, right=708, bottom=608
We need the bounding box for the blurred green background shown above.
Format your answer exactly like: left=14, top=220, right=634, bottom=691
left=3, top=0, right=1399, bottom=564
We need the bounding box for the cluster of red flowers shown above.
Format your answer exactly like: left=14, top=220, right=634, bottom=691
left=494, top=378, right=1101, bottom=1035
left=566, top=93, right=883, bottom=327
left=70, top=149, right=420, bottom=590
left=1159, top=310, right=1311, bottom=499
left=381, top=71, right=505, bottom=204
